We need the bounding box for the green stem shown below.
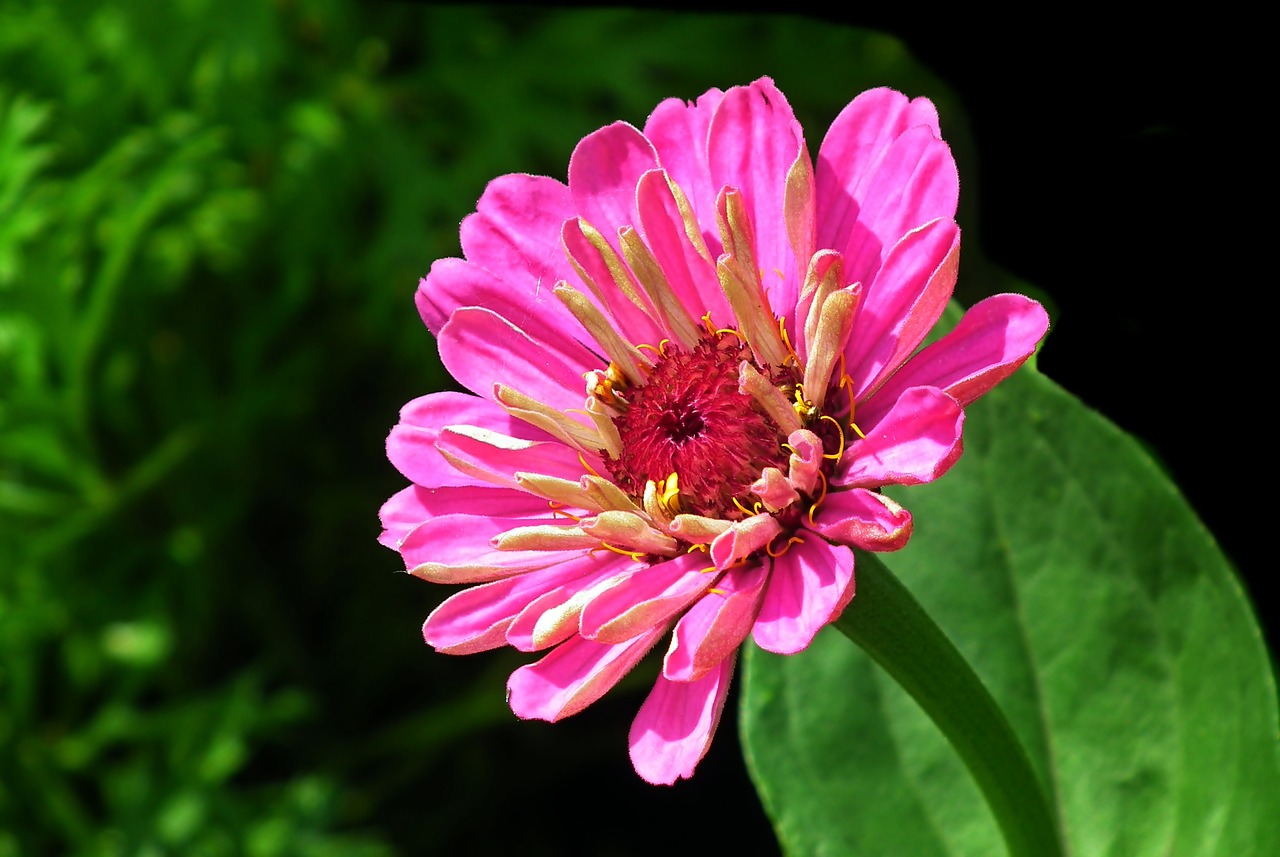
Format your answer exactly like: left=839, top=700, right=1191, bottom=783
left=835, top=551, right=1065, bottom=857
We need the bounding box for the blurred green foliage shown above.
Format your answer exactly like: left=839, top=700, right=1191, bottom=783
left=0, top=2, right=954, bottom=852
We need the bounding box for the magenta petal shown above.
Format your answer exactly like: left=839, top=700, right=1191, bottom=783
left=709, top=513, right=783, bottom=570
left=561, top=218, right=665, bottom=345
left=507, top=625, right=667, bottom=722
left=422, top=554, right=607, bottom=655
left=837, top=386, right=965, bottom=487
left=861, top=293, right=1051, bottom=426
left=379, top=485, right=429, bottom=549
left=815, top=87, right=942, bottom=252
left=839, top=125, right=959, bottom=287
left=417, top=257, right=584, bottom=344
left=438, top=307, right=595, bottom=412
left=628, top=657, right=735, bottom=785
left=435, top=424, right=590, bottom=488
left=398, top=513, right=570, bottom=583
left=664, top=561, right=768, bottom=682
left=386, top=392, right=548, bottom=488
left=752, top=539, right=855, bottom=655
left=845, top=219, right=961, bottom=400
left=378, top=484, right=548, bottom=550
left=506, top=558, right=632, bottom=652
left=707, top=78, right=806, bottom=313
left=643, top=87, right=724, bottom=239
left=579, top=553, right=713, bottom=644
left=407, top=484, right=556, bottom=521
left=635, top=169, right=730, bottom=323
left=806, top=487, right=913, bottom=552
left=459, top=173, right=576, bottom=289
left=568, top=121, right=660, bottom=245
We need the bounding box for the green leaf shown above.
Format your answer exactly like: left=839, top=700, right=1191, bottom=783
left=741, top=365, right=1280, bottom=856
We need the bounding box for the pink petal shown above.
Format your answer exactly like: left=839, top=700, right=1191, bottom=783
left=628, top=656, right=735, bottom=785
left=386, top=392, right=549, bottom=488
left=709, top=513, right=783, bottom=570
left=506, top=559, right=633, bottom=652
left=815, top=87, right=942, bottom=252
left=379, top=485, right=429, bottom=549
left=752, top=538, right=855, bottom=655
left=416, top=257, right=585, bottom=344
left=507, top=625, right=667, bottom=722
left=837, top=125, right=959, bottom=289
left=579, top=552, right=714, bottom=644
left=568, top=121, right=660, bottom=246
left=664, top=561, right=768, bottom=681
left=458, top=173, right=576, bottom=290
left=860, top=293, right=1050, bottom=426
left=643, top=87, right=724, bottom=244
left=635, top=168, right=730, bottom=323
left=437, top=307, right=596, bottom=412
left=805, top=487, right=913, bottom=552
left=707, top=78, right=806, bottom=316
left=422, top=554, right=609, bottom=655
left=399, top=513, right=570, bottom=583
left=560, top=218, right=665, bottom=345
left=836, top=386, right=965, bottom=487
left=845, top=218, right=961, bottom=400
left=435, top=424, right=590, bottom=489
left=379, top=484, right=550, bottom=549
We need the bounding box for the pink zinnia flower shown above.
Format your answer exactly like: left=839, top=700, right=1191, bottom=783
left=381, top=78, right=1048, bottom=784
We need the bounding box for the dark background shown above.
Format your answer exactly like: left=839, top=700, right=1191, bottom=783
left=0, top=3, right=1264, bottom=854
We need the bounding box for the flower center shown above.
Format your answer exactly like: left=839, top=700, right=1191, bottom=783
left=605, top=333, right=794, bottom=519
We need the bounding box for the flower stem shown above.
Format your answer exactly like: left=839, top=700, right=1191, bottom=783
left=835, top=551, right=1065, bottom=857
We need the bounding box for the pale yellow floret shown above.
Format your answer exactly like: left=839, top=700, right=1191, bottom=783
left=568, top=218, right=663, bottom=328
left=495, top=384, right=605, bottom=453
left=715, top=190, right=791, bottom=369
left=800, top=250, right=846, bottom=364
left=494, top=524, right=600, bottom=551
left=739, top=361, right=803, bottom=435
left=581, top=510, right=680, bottom=557
left=555, top=283, right=651, bottom=386
left=665, top=173, right=717, bottom=265
left=803, top=286, right=858, bottom=411
left=583, top=395, right=623, bottom=459
left=618, top=226, right=703, bottom=350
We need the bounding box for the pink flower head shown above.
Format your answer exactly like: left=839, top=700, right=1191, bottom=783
left=381, top=78, right=1048, bottom=784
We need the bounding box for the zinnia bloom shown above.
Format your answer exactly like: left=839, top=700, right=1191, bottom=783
left=381, top=78, right=1048, bottom=784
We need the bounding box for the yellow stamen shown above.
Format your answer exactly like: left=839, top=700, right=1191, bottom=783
left=765, top=534, right=805, bottom=558
left=820, top=414, right=846, bottom=460
left=792, top=384, right=818, bottom=421
left=707, top=588, right=728, bottom=596
left=685, top=542, right=709, bottom=553
left=596, top=542, right=647, bottom=563
left=731, top=496, right=762, bottom=517
left=578, top=451, right=603, bottom=479
left=807, top=470, right=829, bottom=527
left=548, top=501, right=584, bottom=523
left=778, top=315, right=800, bottom=366
left=658, top=472, right=682, bottom=515
left=837, top=351, right=854, bottom=391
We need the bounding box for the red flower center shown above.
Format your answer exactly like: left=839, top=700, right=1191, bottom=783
left=605, top=334, right=794, bottom=519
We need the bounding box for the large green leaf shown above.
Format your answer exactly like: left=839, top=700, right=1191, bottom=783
left=741, top=365, right=1280, bottom=856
